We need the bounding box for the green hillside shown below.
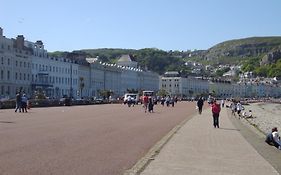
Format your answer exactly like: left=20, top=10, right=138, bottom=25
left=204, top=37, right=281, bottom=63
left=49, top=37, right=281, bottom=77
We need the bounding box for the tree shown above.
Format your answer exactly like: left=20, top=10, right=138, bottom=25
left=126, top=88, right=138, bottom=93
left=98, top=89, right=113, bottom=99
left=157, top=88, right=168, bottom=97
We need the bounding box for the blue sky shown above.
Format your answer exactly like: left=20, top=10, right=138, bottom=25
left=1, top=0, right=281, bottom=52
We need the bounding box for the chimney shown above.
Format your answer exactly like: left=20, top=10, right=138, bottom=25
left=35, top=40, right=44, bottom=49
left=0, top=27, right=3, bottom=37
left=16, top=35, right=25, bottom=49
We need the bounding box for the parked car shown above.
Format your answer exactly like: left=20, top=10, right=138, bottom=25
left=59, top=97, right=72, bottom=106
left=123, top=93, right=139, bottom=104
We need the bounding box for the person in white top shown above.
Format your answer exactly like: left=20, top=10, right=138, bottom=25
left=236, top=101, right=243, bottom=118
left=272, top=127, right=281, bottom=150
left=221, top=99, right=225, bottom=108
left=21, top=94, right=28, bottom=113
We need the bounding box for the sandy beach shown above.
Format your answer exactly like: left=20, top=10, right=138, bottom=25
left=240, top=102, right=281, bottom=135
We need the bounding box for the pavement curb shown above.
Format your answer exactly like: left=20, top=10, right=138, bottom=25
left=123, top=111, right=198, bottom=175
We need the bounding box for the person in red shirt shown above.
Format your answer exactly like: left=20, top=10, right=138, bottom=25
left=143, top=95, right=149, bottom=113
left=211, top=99, right=221, bottom=128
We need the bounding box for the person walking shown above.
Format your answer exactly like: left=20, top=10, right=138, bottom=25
left=211, top=99, right=221, bottom=128
left=230, top=101, right=236, bottom=116
left=236, top=101, right=243, bottom=118
left=160, top=97, right=165, bottom=106
left=170, top=96, right=175, bottom=107
left=143, top=95, right=149, bottom=113
left=15, top=92, right=22, bottom=112
left=21, top=94, right=28, bottom=113
left=197, top=97, right=204, bottom=114
left=165, top=95, right=170, bottom=107
left=221, top=99, right=225, bottom=108
left=148, top=97, right=154, bottom=113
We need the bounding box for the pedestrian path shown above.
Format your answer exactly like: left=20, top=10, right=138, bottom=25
left=140, top=107, right=278, bottom=175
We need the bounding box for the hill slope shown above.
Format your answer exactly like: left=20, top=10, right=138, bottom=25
left=203, top=37, right=281, bottom=64
left=49, top=37, right=281, bottom=77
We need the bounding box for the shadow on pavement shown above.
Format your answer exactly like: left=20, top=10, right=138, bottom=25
left=0, top=121, right=15, bottom=124
left=219, top=127, right=240, bottom=131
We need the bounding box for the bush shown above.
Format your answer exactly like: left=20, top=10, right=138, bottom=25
left=0, top=100, right=16, bottom=109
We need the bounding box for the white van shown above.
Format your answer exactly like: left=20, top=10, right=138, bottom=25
left=124, top=93, right=139, bottom=104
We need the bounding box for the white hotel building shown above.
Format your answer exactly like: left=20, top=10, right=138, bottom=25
left=0, top=27, right=159, bottom=99
left=86, top=55, right=159, bottom=97
left=160, top=71, right=281, bottom=98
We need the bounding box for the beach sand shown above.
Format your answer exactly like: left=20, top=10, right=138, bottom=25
left=242, top=102, right=281, bottom=135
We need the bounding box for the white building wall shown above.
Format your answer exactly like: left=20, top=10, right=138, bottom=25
left=142, top=71, right=159, bottom=92
left=89, top=63, right=105, bottom=97
left=104, top=67, right=122, bottom=97
left=78, top=64, right=91, bottom=98
left=0, top=34, right=32, bottom=98
left=120, top=68, right=138, bottom=94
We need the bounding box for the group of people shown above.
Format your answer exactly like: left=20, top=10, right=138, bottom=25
left=142, top=95, right=179, bottom=113
left=230, top=101, right=243, bottom=117
left=197, top=96, right=221, bottom=128
left=160, top=95, right=178, bottom=107
left=142, top=95, right=154, bottom=113
left=15, top=92, right=30, bottom=113
left=229, top=100, right=253, bottom=119
left=199, top=96, right=281, bottom=151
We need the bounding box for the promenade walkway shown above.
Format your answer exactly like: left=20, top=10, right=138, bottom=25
left=140, top=107, right=279, bottom=175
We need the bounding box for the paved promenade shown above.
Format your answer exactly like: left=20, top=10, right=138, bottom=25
left=139, top=107, right=279, bottom=175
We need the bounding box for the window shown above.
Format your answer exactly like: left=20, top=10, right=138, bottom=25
left=7, top=71, right=10, bottom=80
left=1, top=86, right=4, bottom=95
left=8, top=59, right=10, bottom=65
left=16, top=61, right=18, bottom=67
left=7, top=86, right=10, bottom=95
left=20, top=61, right=22, bottom=67
left=19, top=73, right=22, bottom=80
left=1, top=57, right=3, bottom=64
left=1, top=70, right=3, bottom=79
left=15, top=72, right=18, bottom=80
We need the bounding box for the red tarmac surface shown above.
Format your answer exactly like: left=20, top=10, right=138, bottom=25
left=0, top=102, right=198, bottom=175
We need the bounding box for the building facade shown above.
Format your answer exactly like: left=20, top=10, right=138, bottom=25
left=160, top=71, right=281, bottom=99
